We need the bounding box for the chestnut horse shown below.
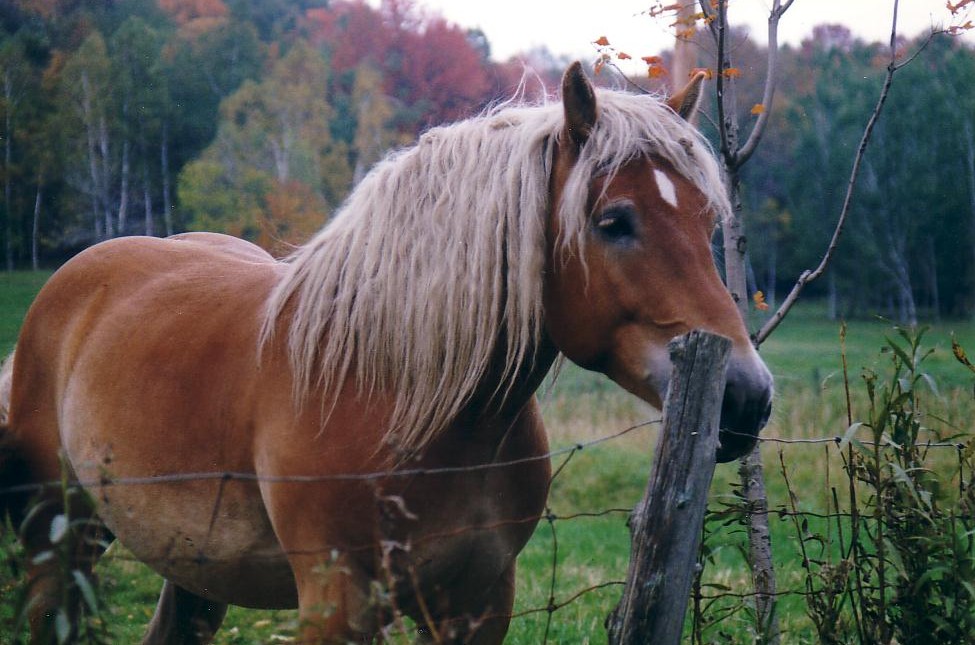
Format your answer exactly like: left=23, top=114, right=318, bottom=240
left=0, top=63, right=772, bottom=644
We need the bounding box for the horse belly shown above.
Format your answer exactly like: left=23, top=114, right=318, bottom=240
left=55, top=330, right=298, bottom=607
left=82, top=467, right=298, bottom=609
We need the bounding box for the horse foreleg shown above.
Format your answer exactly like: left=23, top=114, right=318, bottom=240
left=291, top=553, right=378, bottom=644
left=466, top=563, right=516, bottom=645
left=416, top=563, right=516, bottom=645
left=141, top=580, right=228, bottom=645
left=19, top=492, right=111, bottom=644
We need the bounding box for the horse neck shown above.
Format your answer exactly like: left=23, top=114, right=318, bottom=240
left=456, top=331, right=559, bottom=433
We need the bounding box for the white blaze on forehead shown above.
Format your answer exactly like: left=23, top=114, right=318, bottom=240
left=653, top=168, right=679, bottom=209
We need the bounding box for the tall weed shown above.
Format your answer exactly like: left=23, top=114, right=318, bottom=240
left=787, top=327, right=975, bottom=644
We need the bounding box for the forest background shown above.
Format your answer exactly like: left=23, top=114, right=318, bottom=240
left=1, top=0, right=973, bottom=325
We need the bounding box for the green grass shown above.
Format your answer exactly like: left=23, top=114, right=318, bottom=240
left=3, top=270, right=975, bottom=643
left=0, top=271, right=51, bottom=355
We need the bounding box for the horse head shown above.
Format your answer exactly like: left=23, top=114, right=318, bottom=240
left=544, top=63, right=773, bottom=462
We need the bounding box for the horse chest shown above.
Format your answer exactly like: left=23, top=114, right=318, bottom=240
left=382, top=454, right=549, bottom=592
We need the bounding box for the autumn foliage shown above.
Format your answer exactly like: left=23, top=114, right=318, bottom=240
left=304, top=0, right=492, bottom=127
left=0, top=0, right=513, bottom=260
left=158, top=0, right=228, bottom=25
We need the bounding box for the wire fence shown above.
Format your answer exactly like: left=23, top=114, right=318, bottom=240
left=2, top=408, right=974, bottom=643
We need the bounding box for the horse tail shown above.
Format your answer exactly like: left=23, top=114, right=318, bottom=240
left=0, top=348, right=29, bottom=531
left=0, top=348, right=13, bottom=429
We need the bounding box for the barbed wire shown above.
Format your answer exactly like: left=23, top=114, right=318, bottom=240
left=4, top=423, right=965, bottom=500
left=0, top=419, right=662, bottom=499
left=725, top=428, right=968, bottom=449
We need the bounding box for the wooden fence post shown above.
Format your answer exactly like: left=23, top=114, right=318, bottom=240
left=606, top=330, right=731, bottom=645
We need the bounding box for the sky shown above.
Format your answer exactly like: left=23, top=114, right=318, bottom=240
left=412, top=1, right=973, bottom=72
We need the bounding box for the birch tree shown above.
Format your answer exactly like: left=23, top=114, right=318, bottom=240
left=0, top=38, right=29, bottom=270
left=59, top=31, right=115, bottom=242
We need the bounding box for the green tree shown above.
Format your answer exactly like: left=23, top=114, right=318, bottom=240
left=178, top=158, right=267, bottom=238
left=0, top=35, right=31, bottom=270
left=57, top=30, right=115, bottom=242
left=180, top=40, right=347, bottom=251
left=111, top=16, right=166, bottom=236
left=350, top=62, right=398, bottom=183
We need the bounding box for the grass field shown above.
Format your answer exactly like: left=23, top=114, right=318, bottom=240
left=2, top=271, right=975, bottom=643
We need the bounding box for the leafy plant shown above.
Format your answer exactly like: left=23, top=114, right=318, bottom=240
left=5, top=471, right=111, bottom=644
left=786, top=327, right=975, bottom=644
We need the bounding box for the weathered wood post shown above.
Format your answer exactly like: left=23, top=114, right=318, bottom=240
left=606, top=330, right=731, bottom=645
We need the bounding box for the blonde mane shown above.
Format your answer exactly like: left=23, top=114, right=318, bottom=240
left=261, top=88, right=731, bottom=454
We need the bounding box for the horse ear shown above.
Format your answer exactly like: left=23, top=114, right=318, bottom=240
left=667, top=70, right=707, bottom=121
left=561, top=61, right=598, bottom=149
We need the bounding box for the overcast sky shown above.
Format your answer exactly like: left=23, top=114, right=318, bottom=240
left=409, top=1, right=972, bottom=72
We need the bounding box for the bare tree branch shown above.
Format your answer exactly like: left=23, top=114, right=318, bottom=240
left=754, top=0, right=921, bottom=345
left=736, top=0, right=796, bottom=165
left=713, top=0, right=732, bottom=163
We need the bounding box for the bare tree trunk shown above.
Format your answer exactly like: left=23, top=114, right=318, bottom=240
left=98, top=115, right=113, bottom=238
left=698, top=2, right=794, bottom=640
left=80, top=70, right=103, bottom=241
left=827, top=271, right=838, bottom=320
left=3, top=70, right=12, bottom=271
left=966, top=120, right=975, bottom=319
left=353, top=159, right=367, bottom=186
left=161, top=121, right=173, bottom=237
left=923, top=235, right=940, bottom=321
left=881, top=226, right=916, bottom=326
left=118, top=136, right=130, bottom=235
left=271, top=138, right=289, bottom=183
left=143, top=162, right=153, bottom=236
left=866, top=159, right=917, bottom=326
left=31, top=173, right=41, bottom=270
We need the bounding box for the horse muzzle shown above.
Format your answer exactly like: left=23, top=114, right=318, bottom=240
left=715, top=358, right=774, bottom=463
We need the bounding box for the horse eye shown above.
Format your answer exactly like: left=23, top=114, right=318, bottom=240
left=595, top=207, right=637, bottom=242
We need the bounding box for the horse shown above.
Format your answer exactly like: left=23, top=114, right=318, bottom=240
left=0, top=62, right=772, bottom=644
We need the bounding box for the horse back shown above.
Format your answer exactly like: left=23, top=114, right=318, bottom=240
left=9, top=233, right=283, bottom=484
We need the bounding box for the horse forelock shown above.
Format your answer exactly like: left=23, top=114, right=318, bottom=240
left=260, top=88, right=730, bottom=455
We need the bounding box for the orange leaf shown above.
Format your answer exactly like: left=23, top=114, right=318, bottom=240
left=647, top=66, right=668, bottom=79
left=723, top=67, right=742, bottom=79
left=753, top=291, right=770, bottom=311
left=617, top=51, right=632, bottom=60
left=642, top=55, right=663, bottom=65
left=947, top=0, right=972, bottom=14
left=750, top=103, right=765, bottom=115
left=593, top=36, right=610, bottom=47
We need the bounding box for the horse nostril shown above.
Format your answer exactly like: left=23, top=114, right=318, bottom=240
left=760, top=399, right=772, bottom=429
left=716, top=361, right=773, bottom=462
left=719, top=380, right=771, bottom=436
left=719, top=387, right=740, bottom=431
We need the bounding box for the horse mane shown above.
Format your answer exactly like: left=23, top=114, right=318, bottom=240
left=261, top=88, right=731, bottom=455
